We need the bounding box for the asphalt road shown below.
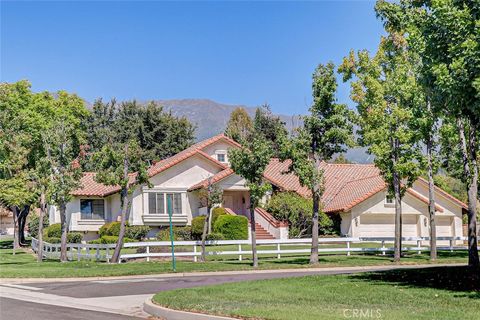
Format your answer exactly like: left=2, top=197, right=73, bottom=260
left=0, top=298, right=141, bottom=320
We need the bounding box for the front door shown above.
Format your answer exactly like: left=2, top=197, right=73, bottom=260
left=223, top=195, right=234, bottom=212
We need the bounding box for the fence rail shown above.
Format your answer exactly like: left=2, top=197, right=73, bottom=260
left=31, top=236, right=471, bottom=263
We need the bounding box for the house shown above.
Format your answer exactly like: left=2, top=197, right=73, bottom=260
left=49, top=134, right=466, bottom=241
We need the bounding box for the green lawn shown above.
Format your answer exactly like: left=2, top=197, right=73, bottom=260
left=0, top=238, right=470, bottom=278
left=153, top=266, right=480, bottom=320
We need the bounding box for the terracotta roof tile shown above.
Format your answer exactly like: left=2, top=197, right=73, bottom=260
left=72, top=134, right=235, bottom=197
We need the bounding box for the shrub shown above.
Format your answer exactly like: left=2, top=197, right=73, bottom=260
left=191, top=216, right=206, bottom=240
left=266, top=192, right=339, bottom=237
left=28, top=214, right=49, bottom=238
left=211, top=207, right=228, bottom=226
left=67, top=232, right=83, bottom=243
left=125, top=225, right=151, bottom=240
left=206, top=232, right=225, bottom=241
left=88, top=235, right=135, bottom=244
left=44, top=232, right=83, bottom=244
left=156, top=226, right=192, bottom=241
left=99, top=221, right=125, bottom=237
left=44, top=223, right=62, bottom=238
left=213, top=215, right=248, bottom=240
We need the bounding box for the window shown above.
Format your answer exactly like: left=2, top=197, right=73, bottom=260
left=217, top=153, right=226, bottom=163
left=148, top=192, right=183, bottom=215
left=80, top=199, right=105, bottom=220
left=385, top=196, right=394, bottom=205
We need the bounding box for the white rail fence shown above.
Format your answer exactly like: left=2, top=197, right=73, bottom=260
left=31, top=236, right=470, bottom=263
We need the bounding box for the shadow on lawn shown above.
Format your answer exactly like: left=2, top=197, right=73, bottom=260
left=353, top=266, right=480, bottom=297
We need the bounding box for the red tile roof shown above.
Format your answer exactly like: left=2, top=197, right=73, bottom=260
left=72, top=134, right=236, bottom=197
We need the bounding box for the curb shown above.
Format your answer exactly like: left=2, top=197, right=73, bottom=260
left=0, top=263, right=465, bottom=284
left=144, top=298, right=236, bottom=320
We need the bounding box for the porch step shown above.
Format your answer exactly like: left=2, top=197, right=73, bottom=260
left=254, top=223, right=275, bottom=240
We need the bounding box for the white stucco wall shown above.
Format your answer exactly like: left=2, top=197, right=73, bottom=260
left=345, top=185, right=463, bottom=242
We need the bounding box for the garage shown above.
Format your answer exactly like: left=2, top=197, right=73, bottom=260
left=357, top=214, right=419, bottom=238
left=436, top=216, right=453, bottom=237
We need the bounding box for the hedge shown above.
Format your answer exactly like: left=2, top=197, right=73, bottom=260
left=156, top=226, right=192, bottom=241
left=99, top=222, right=123, bottom=237
left=44, top=223, right=62, bottom=238
left=88, top=235, right=136, bottom=244
left=44, top=232, right=83, bottom=244
left=211, top=207, right=228, bottom=226
left=206, top=232, right=225, bottom=240
left=213, top=215, right=248, bottom=240
left=125, top=225, right=151, bottom=240
left=99, top=222, right=150, bottom=240
left=191, top=216, right=206, bottom=240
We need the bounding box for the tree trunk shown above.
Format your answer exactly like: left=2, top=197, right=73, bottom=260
left=11, top=206, right=19, bottom=255
left=457, top=118, right=479, bottom=268
left=38, top=192, right=46, bottom=262
left=59, top=201, right=68, bottom=262
left=392, top=135, right=402, bottom=263
left=111, top=188, right=129, bottom=263
left=200, top=207, right=211, bottom=263
left=310, top=191, right=320, bottom=264
left=18, top=208, right=29, bottom=245
left=426, top=131, right=437, bottom=261
left=250, top=199, right=258, bottom=268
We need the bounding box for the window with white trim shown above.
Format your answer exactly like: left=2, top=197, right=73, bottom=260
left=215, top=150, right=227, bottom=163
left=148, top=192, right=183, bottom=215
left=80, top=199, right=105, bottom=220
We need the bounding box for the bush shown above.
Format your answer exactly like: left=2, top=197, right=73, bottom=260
left=67, top=232, right=83, bottom=243
left=44, top=232, right=83, bottom=244
left=213, top=215, right=248, bottom=240
left=99, top=222, right=125, bottom=237
left=125, top=225, right=151, bottom=240
left=266, top=192, right=339, bottom=237
left=191, top=216, right=206, bottom=240
left=211, top=207, right=228, bottom=226
left=206, top=232, right=225, bottom=241
left=156, top=226, right=192, bottom=241
left=88, top=235, right=135, bottom=244
left=44, top=223, right=62, bottom=238
left=28, top=214, right=49, bottom=238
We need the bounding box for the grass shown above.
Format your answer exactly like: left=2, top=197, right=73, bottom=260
left=153, top=266, right=480, bottom=320
left=0, top=239, right=469, bottom=278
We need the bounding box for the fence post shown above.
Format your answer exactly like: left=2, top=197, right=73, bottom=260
left=77, top=244, right=81, bottom=261
left=106, top=246, right=110, bottom=263
left=146, top=245, right=150, bottom=262
left=277, top=243, right=281, bottom=259
left=381, top=240, right=386, bottom=256
left=347, top=241, right=351, bottom=256
left=96, top=247, right=100, bottom=261
left=450, top=239, right=453, bottom=252
left=193, top=245, right=197, bottom=262
left=417, top=240, right=421, bottom=255
left=238, top=244, right=242, bottom=261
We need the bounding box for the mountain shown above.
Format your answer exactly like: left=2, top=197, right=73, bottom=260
left=88, top=98, right=371, bottom=163
left=152, top=99, right=301, bottom=141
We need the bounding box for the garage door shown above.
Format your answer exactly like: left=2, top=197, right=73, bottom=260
left=358, top=214, right=419, bottom=238
left=436, top=216, right=453, bottom=237
left=358, top=215, right=394, bottom=237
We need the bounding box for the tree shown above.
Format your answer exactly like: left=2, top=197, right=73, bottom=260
left=92, top=140, right=149, bottom=263
left=225, top=107, right=253, bottom=143
left=0, top=81, right=88, bottom=248
left=44, top=121, right=83, bottom=262
left=375, top=0, right=480, bottom=267
left=281, top=63, right=354, bottom=264
left=253, top=104, right=288, bottom=156
left=229, top=133, right=273, bottom=267
left=339, top=35, right=423, bottom=262
left=85, top=99, right=195, bottom=166
left=331, top=154, right=352, bottom=164
left=198, top=177, right=223, bottom=262
left=375, top=1, right=442, bottom=261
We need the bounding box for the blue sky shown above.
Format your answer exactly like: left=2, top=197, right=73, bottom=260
left=1, top=1, right=384, bottom=115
